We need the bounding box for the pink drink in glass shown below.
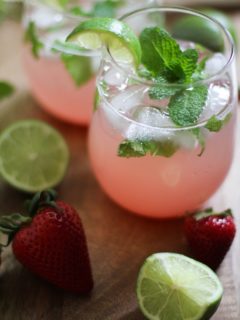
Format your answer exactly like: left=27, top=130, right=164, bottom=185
left=88, top=7, right=237, bottom=218
left=89, top=106, right=236, bottom=218
left=22, top=47, right=96, bottom=125
left=22, top=0, right=155, bottom=125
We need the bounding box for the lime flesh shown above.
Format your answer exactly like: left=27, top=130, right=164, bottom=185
left=0, top=120, right=69, bottom=192
left=67, top=17, right=141, bottom=66
left=137, top=253, right=223, bottom=320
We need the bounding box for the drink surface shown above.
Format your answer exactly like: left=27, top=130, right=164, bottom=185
left=88, top=42, right=236, bottom=218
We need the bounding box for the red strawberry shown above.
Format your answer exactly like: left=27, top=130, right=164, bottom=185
left=184, top=208, right=236, bottom=270
left=0, top=190, right=93, bottom=294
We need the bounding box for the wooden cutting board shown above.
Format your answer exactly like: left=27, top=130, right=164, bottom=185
left=0, top=15, right=239, bottom=319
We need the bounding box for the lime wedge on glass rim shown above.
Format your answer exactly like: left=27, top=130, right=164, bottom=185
left=0, top=120, right=69, bottom=193
left=66, top=17, right=142, bottom=66
left=137, top=253, right=223, bottom=320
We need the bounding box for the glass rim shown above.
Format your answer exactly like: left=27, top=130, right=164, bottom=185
left=103, top=6, right=235, bottom=88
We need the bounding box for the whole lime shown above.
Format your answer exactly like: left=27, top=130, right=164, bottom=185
left=172, top=9, right=237, bottom=52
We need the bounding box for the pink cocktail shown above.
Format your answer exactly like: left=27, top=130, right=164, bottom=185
left=22, top=0, right=155, bottom=125
left=22, top=48, right=96, bottom=125
left=88, top=7, right=237, bottom=218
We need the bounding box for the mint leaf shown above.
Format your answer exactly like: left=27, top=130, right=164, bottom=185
left=92, top=1, right=116, bottom=18
left=0, top=81, right=14, bottom=100
left=168, top=85, right=208, bottom=126
left=139, top=27, right=181, bottom=79
left=61, top=54, right=93, bottom=86
left=149, top=77, right=180, bottom=100
left=139, top=27, right=198, bottom=82
left=118, top=139, right=178, bottom=158
left=70, top=1, right=124, bottom=18
left=69, top=6, right=92, bottom=17
left=180, top=49, right=198, bottom=83
left=25, top=21, right=43, bottom=59
left=205, top=113, right=232, bottom=132
left=149, top=85, right=180, bottom=100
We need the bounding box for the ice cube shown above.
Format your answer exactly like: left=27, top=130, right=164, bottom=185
left=103, top=68, right=127, bottom=87
left=200, top=81, right=230, bottom=120
left=110, top=85, right=147, bottom=115
left=205, top=53, right=227, bottom=76
left=173, top=131, right=197, bottom=150
left=125, top=107, right=174, bottom=141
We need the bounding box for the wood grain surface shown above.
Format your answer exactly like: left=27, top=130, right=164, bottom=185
left=0, top=11, right=239, bottom=320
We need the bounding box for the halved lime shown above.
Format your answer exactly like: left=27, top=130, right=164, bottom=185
left=67, top=17, right=141, bottom=66
left=137, top=253, right=223, bottom=320
left=0, top=120, right=69, bottom=193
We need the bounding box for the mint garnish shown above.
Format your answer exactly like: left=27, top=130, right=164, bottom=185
left=118, top=27, right=213, bottom=158
left=70, top=0, right=124, bottom=18
left=139, top=27, right=198, bottom=83
left=0, top=81, right=14, bottom=100
left=25, top=21, right=44, bottom=59
left=116, top=26, right=230, bottom=159
left=205, top=113, right=232, bottom=132
left=118, top=140, right=178, bottom=158
left=61, top=54, right=93, bottom=86
left=168, top=86, right=208, bottom=127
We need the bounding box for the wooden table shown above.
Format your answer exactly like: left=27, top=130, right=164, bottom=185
left=0, top=11, right=239, bottom=320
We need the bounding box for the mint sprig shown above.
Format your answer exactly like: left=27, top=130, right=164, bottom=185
left=25, top=21, right=44, bottom=59
left=118, top=140, right=178, bottom=158
left=139, top=27, right=198, bottom=83
left=0, top=81, right=14, bottom=100
left=61, top=54, right=93, bottom=86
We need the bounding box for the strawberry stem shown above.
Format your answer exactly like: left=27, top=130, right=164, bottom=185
left=26, top=189, right=58, bottom=216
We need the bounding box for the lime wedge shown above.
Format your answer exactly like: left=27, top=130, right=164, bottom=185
left=137, top=253, right=223, bottom=320
left=0, top=120, right=69, bottom=193
left=67, top=17, right=141, bottom=66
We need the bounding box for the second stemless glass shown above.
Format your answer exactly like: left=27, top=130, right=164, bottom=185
left=88, top=7, right=237, bottom=218
left=22, top=0, right=156, bottom=125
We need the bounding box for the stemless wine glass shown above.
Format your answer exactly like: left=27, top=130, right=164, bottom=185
left=88, top=7, right=237, bottom=218
left=22, top=0, right=156, bottom=125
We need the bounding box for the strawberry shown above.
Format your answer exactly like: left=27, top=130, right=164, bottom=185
left=0, top=190, right=93, bottom=294
left=184, top=208, right=236, bottom=270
